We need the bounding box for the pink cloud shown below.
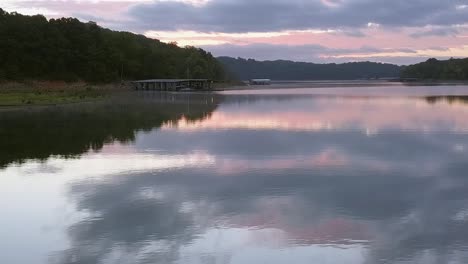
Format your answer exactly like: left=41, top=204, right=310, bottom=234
left=7, top=0, right=468, bottom=62
left=213, top=148, right=349, bottom=175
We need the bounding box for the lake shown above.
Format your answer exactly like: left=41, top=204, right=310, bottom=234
left=2, top=84, right=468, bottom=264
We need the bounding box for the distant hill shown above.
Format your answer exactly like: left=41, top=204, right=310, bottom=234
left=217, top=57, right=402, bottom=80
left=401, top=58, right=468, bottom=80
left=0, top=9, right=226, bottom=82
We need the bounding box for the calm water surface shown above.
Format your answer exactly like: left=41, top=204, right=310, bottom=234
left=2, top=84, right=468, bottom=264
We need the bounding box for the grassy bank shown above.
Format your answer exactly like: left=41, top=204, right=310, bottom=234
left=0, top=81, right=124, bottom=106
left=0, top=80, right=243, bottom=107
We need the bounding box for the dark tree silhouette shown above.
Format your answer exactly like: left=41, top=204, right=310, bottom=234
left=401, top=58, right=468, bottom=80
left=217, top=56, right=402, bottom=80
left=0, top=9, right=226, bottom=83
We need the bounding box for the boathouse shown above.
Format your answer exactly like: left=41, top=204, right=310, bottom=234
left=249, top=79, right=271, bottom=85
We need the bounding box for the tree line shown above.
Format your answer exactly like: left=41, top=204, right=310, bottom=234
left=217, top=56, right=402, bottom=80
left=401, top=58, right=468, bottom=80
left=0, top=9, right=226, bottom=83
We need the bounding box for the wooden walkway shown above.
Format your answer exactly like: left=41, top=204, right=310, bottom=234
left=131, top=79, right=212, bottom=91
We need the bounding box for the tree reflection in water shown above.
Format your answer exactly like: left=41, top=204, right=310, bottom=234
left=0, top=92, right=220, bottom=168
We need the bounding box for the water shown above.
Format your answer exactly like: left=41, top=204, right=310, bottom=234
left=2, top=84, right=468, bottom=264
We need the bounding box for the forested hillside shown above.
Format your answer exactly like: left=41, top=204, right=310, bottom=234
left=218, top=57, right=402, bottom=80
left=401, top=58, right=468, bottom=80
left=0, top=9, right=226, bottom=82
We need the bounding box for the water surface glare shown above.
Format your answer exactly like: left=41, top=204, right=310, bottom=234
left=2, top=85, right=468, bottom=264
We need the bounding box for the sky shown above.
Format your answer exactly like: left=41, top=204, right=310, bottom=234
left=2, top=0, right=468, bottom=64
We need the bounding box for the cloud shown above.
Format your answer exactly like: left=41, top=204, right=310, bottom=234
left=127, top=0, right=468, bottom=33
left=52, top=107, right=468, bottom=263
left=6, top=94, right=468, bottom=263
left=339, top=29, right=367, bottom=38
left=200, top=43, right=424, bottom=64
left=204, top=43, right=333, bottom=62
left=6, top=0, right=468, bottom=63
left=410, top=27, right=460, bottom=38
left=10, top=0, right=467, bottom=35
left=5, top=0, right=139, bottom=27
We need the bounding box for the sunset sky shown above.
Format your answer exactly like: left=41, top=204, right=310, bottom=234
left=3, top=0, right=468, bottom=64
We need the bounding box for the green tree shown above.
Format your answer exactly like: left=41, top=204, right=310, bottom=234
left=0, top=8, right=227, bottom=83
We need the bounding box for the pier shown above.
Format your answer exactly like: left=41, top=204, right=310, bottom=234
left=131, top=79, right=212, bottom=91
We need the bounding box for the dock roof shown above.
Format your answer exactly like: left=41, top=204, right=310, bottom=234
left=131, top=79, right=209, bottom=83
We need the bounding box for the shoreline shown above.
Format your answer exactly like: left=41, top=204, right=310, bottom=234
left=216, top=80, right=468, bottom=91
left=0, top=81, right=129, bottom=108
left=2, top=80, right=467, bottom=109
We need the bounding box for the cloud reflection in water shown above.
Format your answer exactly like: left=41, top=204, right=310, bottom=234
left=3, top=91, right=468, bottom=264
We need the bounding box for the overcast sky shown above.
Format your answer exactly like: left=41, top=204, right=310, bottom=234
left=3, top=0, right=468, bottom=64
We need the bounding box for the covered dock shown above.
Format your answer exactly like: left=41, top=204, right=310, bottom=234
left=131, top=79, right=212, bottom=91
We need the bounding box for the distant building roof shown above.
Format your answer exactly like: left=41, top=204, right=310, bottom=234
left=250, top=79, right=271, bottom=82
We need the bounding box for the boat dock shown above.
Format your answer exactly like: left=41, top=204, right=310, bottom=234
left=131, top=79, right=212, bottom=91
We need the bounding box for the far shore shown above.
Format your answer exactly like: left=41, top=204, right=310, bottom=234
left=2, top=79, right=467, bottom=108
left=217, top=79, right=468, bottom=91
